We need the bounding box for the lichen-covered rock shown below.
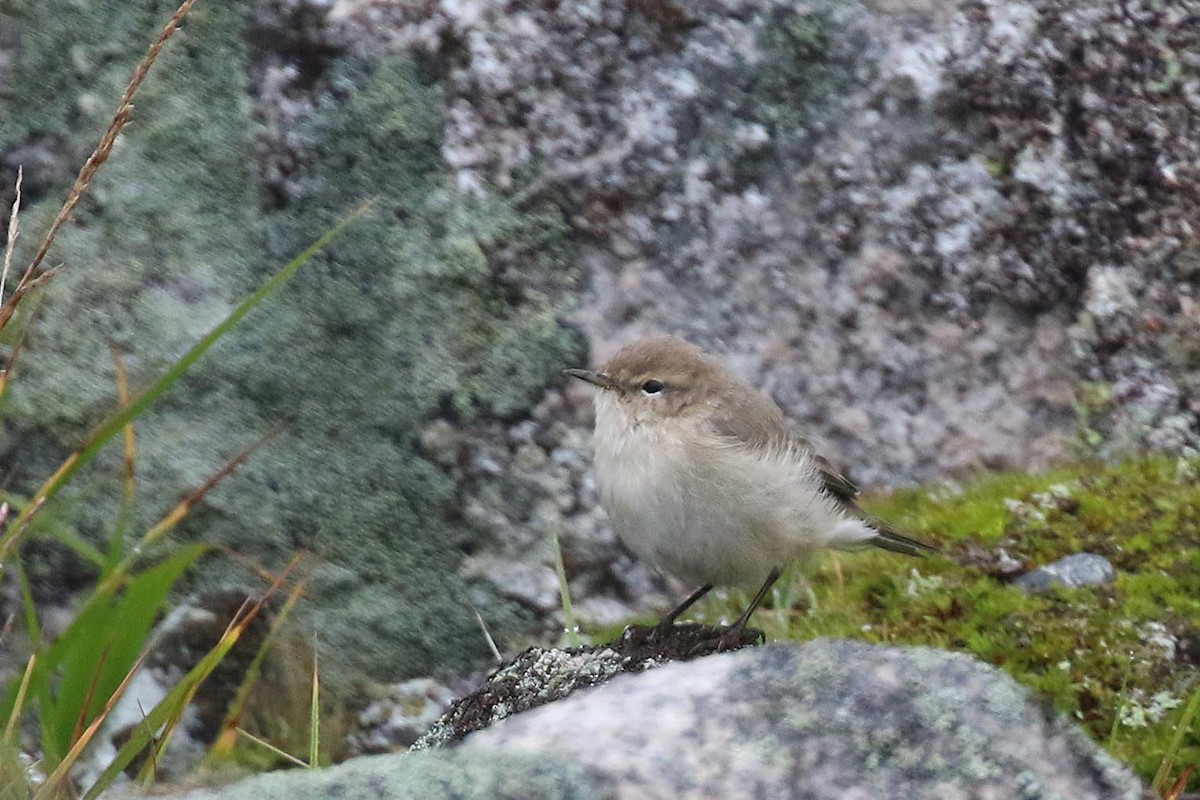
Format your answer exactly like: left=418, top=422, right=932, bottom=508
left=156, top=750, right=600, bottom=800
left=328, top=0, right=1200, bottom=486
left=463, top=640, right=1148, bottom=800
left=0, top=2, right=584, bottom=684
left=412, top=622, right=762, bottom=750
left=6, top=0, right=1200, bottom=703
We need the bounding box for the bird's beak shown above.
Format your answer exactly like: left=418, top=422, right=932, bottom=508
left=563, top=368, right=615, bottom=390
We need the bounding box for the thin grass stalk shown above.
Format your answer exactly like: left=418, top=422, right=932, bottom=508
left=1152, top=680, right=1200, bottom=791
left=0, top=332, right=26, bottom=405
left=135, top=700, right=159, bottom=784
left=136, top=424, right=285, bottom=554
left=0, top=0, right=199, bottom=336
left=235, top=729, right=310, bottom=769
left=471, top=604, right=503, bottom=664
left=109, top=347, right=138, bottom=568
left=3, top=655, right=36, bottom=745
left=1108, top=667, right=1133, bottom=745
left=93, top=427, right=286, bottom=610
left=69, top=646, right=111, bottom=751
left=1, top=167, right=21, bottom=303
left=308, top=647, right=320, bottom=767
left=1161, top=766, right=1193, bottom=800
left=549, top=527, right=581, bottom=647
left=85, top=558, right=303, bottom=799
left=0, top=200, right=371, bottom=563
left=209, top=569, right=307, bottom=759
left=14, top=558, right=40, bottom=651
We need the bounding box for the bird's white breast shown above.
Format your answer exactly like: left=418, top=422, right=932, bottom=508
left=590, top=394, right=875, bottom=589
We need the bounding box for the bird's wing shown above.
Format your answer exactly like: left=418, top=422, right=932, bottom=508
left=785, top=431, right=860, bottom=503
left=708, top=387, right=939, bottom=557
left=707, top=386, right=859, bottom=503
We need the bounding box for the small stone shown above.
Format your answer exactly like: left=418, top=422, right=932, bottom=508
left=418, top=420, right=464, bottom=467
left=351, top=678, right=458, bottom=753
left=1013, top=553, right=1116, bottom=593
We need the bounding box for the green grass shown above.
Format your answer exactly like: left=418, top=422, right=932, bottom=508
left=684, top=457, right=1200, bottom=785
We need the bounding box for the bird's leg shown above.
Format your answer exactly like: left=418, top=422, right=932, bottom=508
left=726, top=567, right=783, bottom=640
left=655, top=583, right=715, bottom=630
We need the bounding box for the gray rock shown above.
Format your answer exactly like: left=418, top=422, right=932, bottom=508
left=1013, top=553, right=1117, bottom=593
left=349, top=678, right=459, bottom=753
left=463, top=640, right=1146, bottom=800
left=413, top=623, right=762, bottom=750
left=159, top=750, right=599, bottom=800
left=7, top=0, right=1200, bottom=725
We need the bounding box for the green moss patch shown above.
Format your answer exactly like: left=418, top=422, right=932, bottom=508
left=696, top=458, right=1199, bottom=782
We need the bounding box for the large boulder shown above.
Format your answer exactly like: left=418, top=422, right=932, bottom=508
left=462, top=639, right=1146, bottom=799
left=4, top=0, right=1199, bottom=694
left=154, top=640, right=1146, bottom=800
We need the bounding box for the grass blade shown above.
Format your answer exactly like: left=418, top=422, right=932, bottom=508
left=13, top=557, right=40, bottom=652
left=1, top=166, right=20, bottom=306
left=35, top=648, right=152, bottom=799
left=83, top=557, right=303, bottom=799
left=1153, top=681, right=1200, bottom=792
left=3, top=655, right=35, bottom=746
left=549, top=527, right=581, bottom=647
left=309, top=647, right=319, bottom=768
left=134, top=424, right=285, bottom=556
left=0, top=333, right=27, bottom=403
left=108, top=346, right=138, bottom=569
left=235, top=729, right=309, bottom=769
left=208, top=564, right=307, bottom=761
left=42, top=544, right=207, bottom=761
left=0, top=0, right=199, bottom=335
left=0, top=199, right=372, bottom=563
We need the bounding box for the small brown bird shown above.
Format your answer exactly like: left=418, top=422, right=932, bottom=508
left=566, top=336, right=937, bottom=637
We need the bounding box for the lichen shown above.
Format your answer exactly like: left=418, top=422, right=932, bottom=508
left=0, top=4, right=583, bottom=686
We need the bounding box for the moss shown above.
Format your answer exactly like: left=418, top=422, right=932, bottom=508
left=696, top=457, right=1200, bottom=782
left=0, top=3, right=583, bottom=686
left=0, top=3, right=167, bottom=151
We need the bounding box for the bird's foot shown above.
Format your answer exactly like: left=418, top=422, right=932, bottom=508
left=610, top=621, right=761, bottom=660
left=687, top=622, right=763, bottom=657
left=619, top=619, right=683, bottom=648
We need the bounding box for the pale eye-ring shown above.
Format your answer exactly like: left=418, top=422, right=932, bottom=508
left=641, top=379, right=665, bottom=395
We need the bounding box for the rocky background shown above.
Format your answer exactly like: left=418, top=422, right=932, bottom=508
left=1, top=0, right=1198, bottom=718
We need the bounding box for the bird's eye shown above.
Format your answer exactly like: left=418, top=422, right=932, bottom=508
left=641, top=379, right=665, bottom=395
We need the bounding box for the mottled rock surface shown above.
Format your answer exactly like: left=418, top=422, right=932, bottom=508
left=413, top=622, right=762, bottom=749
left=331, top=0, right=1200, bottom=483
left=298, top=0, right=1200, bottom=632
left=0, top=1, right=584, bottom=684
left=133, top=640, right=1147, bottom=800
left=4, top=0, right=1200, bottom=697
left=157, top=750, right=599, bottom=800
left=464, top=640, right=1148, bottom=800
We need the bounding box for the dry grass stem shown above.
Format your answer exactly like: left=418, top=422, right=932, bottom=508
left=2, top=166, right=21, bottom=302
left=0, top=0, right=199, bottom=334
left=36, top=648, right=152, bottom=798
left=472, top=604, right=503, bottom=664
left=137, top=423, right=286, bottom=552
left=3, top=654, right=36, bottom=745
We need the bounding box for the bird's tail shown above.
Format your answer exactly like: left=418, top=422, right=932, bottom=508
left=869, top=521, right=939, bottom=558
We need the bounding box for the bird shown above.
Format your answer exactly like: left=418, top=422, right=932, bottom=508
left=565, top=335, right=937, bottom=639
